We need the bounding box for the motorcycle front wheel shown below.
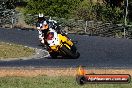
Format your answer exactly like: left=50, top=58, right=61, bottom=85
left=49, top=52, right=58, bottom=59
left=61, top=45, right=80, bottom=59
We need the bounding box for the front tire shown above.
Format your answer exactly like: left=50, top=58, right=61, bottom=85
left=49, top=52, right=58, bottom=59
left=61, top=45, right=80, bottom=59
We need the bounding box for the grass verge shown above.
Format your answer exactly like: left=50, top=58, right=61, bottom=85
left=0, top=68, right=132, bottom=88
left=0, top=76, right=131, bottom=88
left=0, top=42, right=35, bottom=59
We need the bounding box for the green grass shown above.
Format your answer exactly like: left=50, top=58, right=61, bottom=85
left=0, top=76, right=131, bottom=88
left=0, top=42, right=35, bottom=59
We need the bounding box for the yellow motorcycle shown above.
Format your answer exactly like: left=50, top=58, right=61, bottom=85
left=45, top=26, right=80, bottom=59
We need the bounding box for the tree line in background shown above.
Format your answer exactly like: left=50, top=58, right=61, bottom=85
left=23, top=0, right=126, bottom=24
left=3, top=0, right=132, bottom=24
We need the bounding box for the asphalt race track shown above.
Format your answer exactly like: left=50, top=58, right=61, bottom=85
left=0, top=28, right=132, bottom=68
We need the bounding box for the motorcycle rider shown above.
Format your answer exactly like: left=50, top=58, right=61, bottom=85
left=36, top=13, right=46, bottom=44
left=36, top=14, right=79, bottom=58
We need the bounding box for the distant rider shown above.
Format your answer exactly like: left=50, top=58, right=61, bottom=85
left=36, top=13, right=62, bottom=45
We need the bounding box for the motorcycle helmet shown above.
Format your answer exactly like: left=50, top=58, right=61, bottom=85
left=38, top=13, right=44, bottom=17
left=38, top=13, right=46, bottom=22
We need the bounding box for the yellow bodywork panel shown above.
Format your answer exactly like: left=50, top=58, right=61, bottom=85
left=58, top=34, right=73, bottom=47
left=49, top=34, right=73, bottom=52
